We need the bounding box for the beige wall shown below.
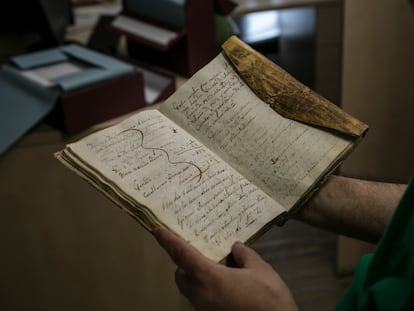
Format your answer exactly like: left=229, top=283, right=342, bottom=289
left=338, top=0, right=414, bottom=273
left=341, top=0, right=414, bottom=183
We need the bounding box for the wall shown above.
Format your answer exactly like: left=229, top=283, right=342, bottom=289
left=338, top=0, right=414, bottom=274
left=341, top=0, right=414, bottom=182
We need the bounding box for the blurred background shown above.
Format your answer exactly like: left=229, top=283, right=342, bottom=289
left=1, top=1, right=413, bottom=310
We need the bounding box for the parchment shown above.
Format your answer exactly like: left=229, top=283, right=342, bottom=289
left=160, top=53, right=352, bottom=209
left=62, top=53, right=353, bottom=262
left=67, top=109, right=285, bottom=262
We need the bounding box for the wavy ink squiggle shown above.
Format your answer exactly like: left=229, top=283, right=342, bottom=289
left=119, top=128, right=204, bottom=183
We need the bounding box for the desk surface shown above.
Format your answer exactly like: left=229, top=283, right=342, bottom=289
left=232, top=0, right=341, bottom=15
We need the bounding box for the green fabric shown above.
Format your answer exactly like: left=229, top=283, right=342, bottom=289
left=334, top=177, right=414, bottom=311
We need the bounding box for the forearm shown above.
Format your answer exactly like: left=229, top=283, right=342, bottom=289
left=295, top=175, right=407, bottom=244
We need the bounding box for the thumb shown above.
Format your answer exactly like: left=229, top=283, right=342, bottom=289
left=153, top=227, right=214, bottom=274
left=230, top=242, right=264, bottom=268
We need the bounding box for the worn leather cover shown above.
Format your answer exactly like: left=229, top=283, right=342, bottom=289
left=222, top=36, right=369, bottom=137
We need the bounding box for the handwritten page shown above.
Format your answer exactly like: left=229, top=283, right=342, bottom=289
left=160, top=53, right=353, bottom=209
left=67, top=109, right=286, bottom=261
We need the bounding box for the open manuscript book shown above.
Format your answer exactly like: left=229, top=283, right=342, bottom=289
left=55, top=36, right=368, bottom=263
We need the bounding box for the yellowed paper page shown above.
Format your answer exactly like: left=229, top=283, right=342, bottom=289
left=66, top=109, right=285, bottom=262
left=160, top=53, right=353, bottom=209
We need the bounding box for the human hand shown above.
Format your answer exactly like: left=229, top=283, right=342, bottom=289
left=153, top=227, right=299, bottom=311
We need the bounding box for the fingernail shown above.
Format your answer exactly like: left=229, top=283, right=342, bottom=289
left=232, top=241, right=244, bottom=251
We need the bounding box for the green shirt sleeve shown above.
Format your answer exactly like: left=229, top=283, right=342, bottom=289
left=334, top=177, right=414, bottom=311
